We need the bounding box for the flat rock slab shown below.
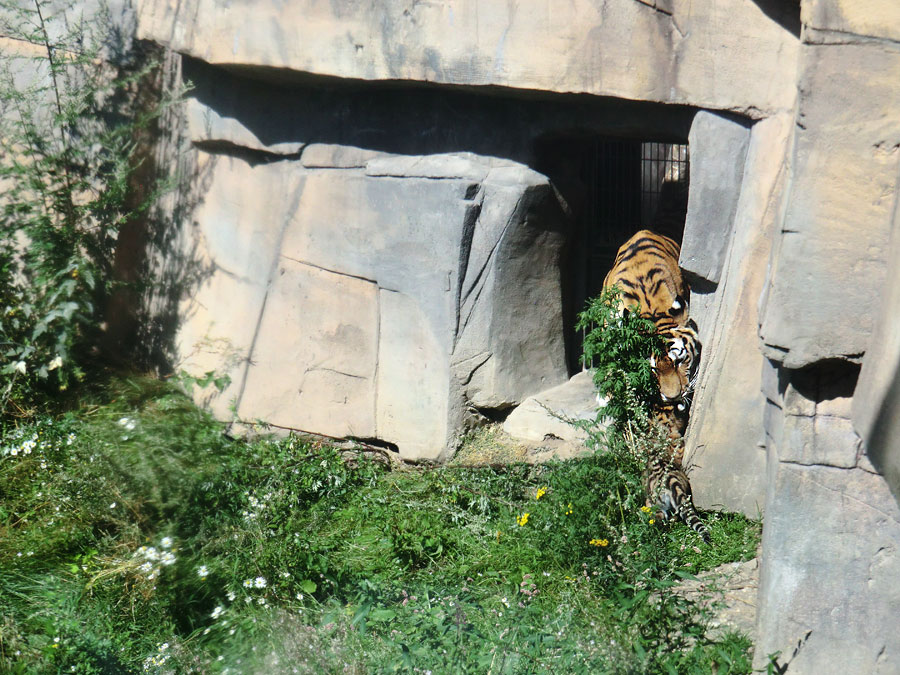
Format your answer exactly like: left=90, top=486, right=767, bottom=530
left=453, top=424, right=594, bottom=466
left=676, top=556, right=760, bottom=645
left=502, top=371, right=601, bottom=443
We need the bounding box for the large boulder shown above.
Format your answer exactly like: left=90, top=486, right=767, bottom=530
left=172, top=84, right=570, bottom=459
left=502, top=371, right=598, bottom=443
left=755, top=361, right=900, bottom=673
left=682, top=114, right=791, bottom=517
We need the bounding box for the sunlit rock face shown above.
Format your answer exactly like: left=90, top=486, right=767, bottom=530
left=98, top=1, right=900, bottom=669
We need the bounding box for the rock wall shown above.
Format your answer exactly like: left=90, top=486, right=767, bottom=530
left=680, top=111, right=788, bottom=518
left=143, top=53, right=703, bottom=460
left=748, top=3, right=900, bottom=670
left=112, top=0, right=900, bottom=670
left=135, top=0, right=798, bottom=117
left=171, top=117, right=572, bottom=459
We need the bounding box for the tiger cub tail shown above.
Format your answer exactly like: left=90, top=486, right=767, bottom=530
left=645, top=455, right=711, bottom=543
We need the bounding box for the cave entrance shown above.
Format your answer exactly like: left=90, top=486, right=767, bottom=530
left=534, top=136, right=690, bottom=374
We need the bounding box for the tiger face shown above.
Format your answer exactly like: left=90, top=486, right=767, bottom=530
left=663, top=320, right=701, bottom=380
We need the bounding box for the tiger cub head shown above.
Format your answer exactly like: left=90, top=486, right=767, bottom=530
left=652, top=321, right=701, bottom=402
left=649, top=352, right=690, bottom=402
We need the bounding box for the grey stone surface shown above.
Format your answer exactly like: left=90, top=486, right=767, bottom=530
left=758, top=41, right=900, bottom=368
left=683, top=114, right=792, bottom=518
left=239, top=259, right=379, bottom=439
left=173, top=125, right=570, bottom=458
left=301, top=144, right=386, bottom=169
left=453, top=167, right=569, bottom=411
left=680, top=111, right=751, bottom=284
left=757, top=358, right=900, bottom=673
left=805, top=0, right=900, bottom=42
left=854, top=164, right=900, bottom=507
left=365, top=154, right=491, bottom=181
left=502, top=371, right=599, bottom=443
left=755, top=447, right=900, bottom=672
left=135, top=0, right=798, bottom=117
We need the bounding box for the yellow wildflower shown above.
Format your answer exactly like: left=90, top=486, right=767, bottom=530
left=589, top=538, right=609, bottom=547
left=517, top=513, right=530, bottom=527
left=535, top=486, right=548, bottom=500
left=565, top=502, right=573, bottom=515
left=640, top=506, right=651, bottom=513
left=649, top=519, right=655, bottom=525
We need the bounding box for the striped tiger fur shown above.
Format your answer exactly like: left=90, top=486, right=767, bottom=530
left=645, top=453, right=710, bottom=543
left=664, top=318, right=701, bottom=383
left=651, top=399, right=689, bottom=466
left=603, top=229, right=690, bottom=333
left=654, top=399, right=689, bottom=440
left=603, top=230, right=699, bottom=402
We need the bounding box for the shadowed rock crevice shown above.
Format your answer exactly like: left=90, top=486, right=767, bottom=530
left=192, top=139, right=306, bottom=165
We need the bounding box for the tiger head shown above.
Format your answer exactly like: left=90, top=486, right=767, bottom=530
left=649, top=352, right=690, bottom=402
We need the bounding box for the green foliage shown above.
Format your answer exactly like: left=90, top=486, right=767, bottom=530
left=0, top=0, right=174, bottom=416
left=577, top=286, right=664, bottom=429
left=0, top=375, right=762, bottom=673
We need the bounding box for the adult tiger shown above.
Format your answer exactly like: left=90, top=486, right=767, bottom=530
left=602, top=230, right=699, bottom=401
left=603, top=229, right=689, bottom=332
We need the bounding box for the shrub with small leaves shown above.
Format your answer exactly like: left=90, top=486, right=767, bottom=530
left=0, top=0, right=174, bottom=416
left=577, top=286, right=664, bottom=429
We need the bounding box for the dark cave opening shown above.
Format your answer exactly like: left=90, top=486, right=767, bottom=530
left=534, top=135, right=690, bottom=374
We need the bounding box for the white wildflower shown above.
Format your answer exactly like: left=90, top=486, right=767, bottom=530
left=253, top=576, right=267, bottom=588
left=197, top=565, right=209, bottom=579
left=211, top=606, right=224, bottom=619
left=48, top=356, right=63, bottom=370
left=160, top=537, right=173, bottom=549
left=14, top=361, right=26, bottom=375
left=117, top=417, right=136, bottom=431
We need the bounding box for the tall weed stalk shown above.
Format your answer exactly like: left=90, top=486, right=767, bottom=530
left=0, top=0, right=173, bottom=417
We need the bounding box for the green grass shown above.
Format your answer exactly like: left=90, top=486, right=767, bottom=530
left=0, top=375, right=760, bottom=673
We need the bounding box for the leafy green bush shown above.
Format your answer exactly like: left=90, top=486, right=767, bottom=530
left=0, top=375, right=761, bottom=673
left=577, top=286, right=664, bottom=429
left=0, top=0, right=172, bottom=415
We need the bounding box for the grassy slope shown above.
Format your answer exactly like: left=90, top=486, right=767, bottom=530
left=0, top=377, right=760, bottom=674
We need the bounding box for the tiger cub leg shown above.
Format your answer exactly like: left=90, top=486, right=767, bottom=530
left=644, top=455, right=711, bottom=543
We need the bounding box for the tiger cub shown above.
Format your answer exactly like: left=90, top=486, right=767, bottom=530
left=645, top=453, right=711, bottom=542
